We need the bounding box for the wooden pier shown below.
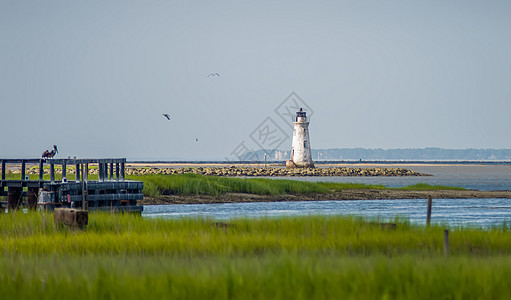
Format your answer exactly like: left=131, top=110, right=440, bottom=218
left=1, top=158, right=143, bottom=213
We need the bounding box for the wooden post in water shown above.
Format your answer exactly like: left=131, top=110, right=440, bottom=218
left=444, top=229, right=450, bottom=256
left=426, top=196, right=433, bottom=227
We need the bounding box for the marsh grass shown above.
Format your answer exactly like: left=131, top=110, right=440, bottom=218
left=129, top=174, right=331, bottom=197
left=2, top=254, right=511, bottom=299
left=2, top=211, right=511, bottom=256
left=2, top=172, right=465, bottom=199
left=1, top=212, right=511, bottom=299
left=396, top=183, right=466, bottom=191
left=126, top=174, right=465, bottom=197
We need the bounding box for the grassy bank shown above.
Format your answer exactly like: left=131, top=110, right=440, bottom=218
left=1, top=212, right=511, bottom=299
left=2, top=172, right=465, bottom=199
left=2, top=211, right=510, bottom=256
left=126, top=173, right=465, bottom=198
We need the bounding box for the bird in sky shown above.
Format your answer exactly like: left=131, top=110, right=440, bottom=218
left=207, top=73, right=220, bottom=77
left=195, top=138, right=199, bottom=142
left=162, top=114, right=171, bottom=120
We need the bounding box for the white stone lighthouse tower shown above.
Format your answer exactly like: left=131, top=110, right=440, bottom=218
left=286, top=108, right=314, bottom=168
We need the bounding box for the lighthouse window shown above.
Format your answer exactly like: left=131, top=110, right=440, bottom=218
left=304, top=141, right=307, bottom=148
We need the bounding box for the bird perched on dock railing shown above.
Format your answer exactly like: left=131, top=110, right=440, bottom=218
left=42, top=145, right=58, bottom=159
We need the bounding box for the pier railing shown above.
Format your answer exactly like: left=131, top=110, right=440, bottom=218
left=0, top=158, right=142, bottom=213
left=1, top=158, right=126, bottom=183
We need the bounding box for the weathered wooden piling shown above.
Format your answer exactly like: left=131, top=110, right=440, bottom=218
left=1, top=160, right=5, bottom=180
left=54, top=208, right=88, bottom=229
left=7, top=186, right=22, bottom=210
left=444, top=229, right=450, bottom=256
left=27, top=187, right=39, bottom=210
left=426, top=196, right=432, bottom=227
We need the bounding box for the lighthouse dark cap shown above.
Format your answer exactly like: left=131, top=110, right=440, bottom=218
left=296, top=108, right=307, bottom=118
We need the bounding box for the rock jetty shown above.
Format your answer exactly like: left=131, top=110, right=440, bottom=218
left=125, top=167, right=428, bottom=177
left=8, top=166, right=427, bottom=177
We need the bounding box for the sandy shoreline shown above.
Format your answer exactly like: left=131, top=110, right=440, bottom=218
left=139, top=189, right=511, bottom=205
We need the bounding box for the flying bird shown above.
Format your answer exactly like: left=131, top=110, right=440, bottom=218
left=207, top=73, right=220, bottom=77
left=195, top=138, right=199, bottom=142
left=42, top=145, right=58, bottom=159
left=162, top=114, right=171, bottom=120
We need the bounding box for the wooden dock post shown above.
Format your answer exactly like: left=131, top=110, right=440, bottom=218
left=62, top=161, right=67, bottom=181
left=7, top=186, right=22, bottom=210
left=39, top=160, right=44, bottom=181
left=75, top=163, right=80, bottom=181
left=81, top=164, right=87, bottom=210
left=27, top=187, right=39, bottom=210
left=444, top=229, right=450, bottom=256
left=50, top=161, right=55, bottom=183
left=109, top=163, right=114, bottom=181
left=120, top=162, right=125, bottom=180
left=426, top=196, right=432, bottom=227
left=99, top=163, right=104, bottom=182
left=54, top=208, right=88, bottom=229
left=21, top=160, right=26, bottom=180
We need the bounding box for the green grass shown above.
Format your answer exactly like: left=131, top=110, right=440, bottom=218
left=125, top=174, right=466, bottom=197
left=2, top=254, right=511, bottom=299
left=128, top=174, right=332, bottom=197
left=318, top=181, right=387, bottom=191
left=2, top=212, right=510, bottom=256
left=3, top=170, right=466, bottom=198
left=1, top=212, right=511, bottom=299
left=396, top=183, right=467, bottom=191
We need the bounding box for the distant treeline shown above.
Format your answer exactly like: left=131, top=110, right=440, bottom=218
left=243, top=148, right=511, bottom=161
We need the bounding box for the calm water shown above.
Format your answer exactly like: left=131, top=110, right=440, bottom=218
left=143, top=164, right=511, bottom=227
left=266, top=164, right=511, bottom=191
left=143, top=198, right=511, bottom=228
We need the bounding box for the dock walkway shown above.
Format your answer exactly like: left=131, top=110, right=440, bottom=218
left=1, top=158, right=143, bottom=213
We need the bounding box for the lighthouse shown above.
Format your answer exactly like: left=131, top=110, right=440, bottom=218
left=286, top=108, right=314, bottom=168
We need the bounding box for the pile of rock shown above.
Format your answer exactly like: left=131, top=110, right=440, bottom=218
left=125, top=167, right=428, bottom=177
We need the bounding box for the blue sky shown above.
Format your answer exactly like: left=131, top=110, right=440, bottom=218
left=1, top=1, right=510, bottom=160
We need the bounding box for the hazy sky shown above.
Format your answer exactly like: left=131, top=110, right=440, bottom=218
left=1, top=1, right=510, bottom=160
